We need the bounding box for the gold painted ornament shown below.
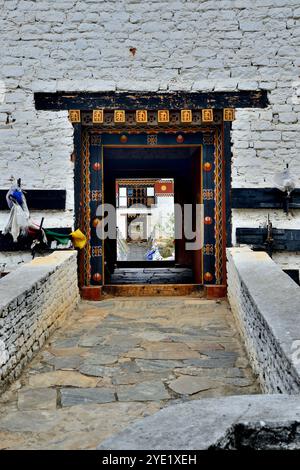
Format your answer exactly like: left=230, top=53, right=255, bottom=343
left=92, top=218, right=101, bottom=228
left=181, top=109, right=192, bottom=123
left=68, top=110, right=81, bottom=123
left=92, top=109, right=104, bottom=123
left=204, top=272, right=213, bottom=282
left=136, top=110, right=148, bottom=123
left=204, top=216, right=213, bottom=225
left=202, top=109, right=214, bottom=122
left=157, top=110, right=169, bottom=123
left=223, top=108, right=235, bottom=121
left=92, top=273, right=102, bottom=283
left=203, top=162, right=212, bottom=172
left=114, top=110, right=126, bottom=123
left=120, top=134, right=128, bottom=143
left=92, top=162, right=101, bottom=171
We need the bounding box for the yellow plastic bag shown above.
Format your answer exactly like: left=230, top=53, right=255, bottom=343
left=70, top=229, right=87, bottom=249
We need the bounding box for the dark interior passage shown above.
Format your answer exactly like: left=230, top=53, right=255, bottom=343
left=110, top=267, right=194, bottom=284
left=103, top=145, right=202, bottom=285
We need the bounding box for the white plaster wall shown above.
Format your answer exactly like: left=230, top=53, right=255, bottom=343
left=0, top=250, right=33, bottom=272
left=0, top=0, right=299, bottom=267
left=272, top=251, right=300, bottom=271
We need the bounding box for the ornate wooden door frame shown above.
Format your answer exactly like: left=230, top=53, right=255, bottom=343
left=74, top=125, right=231, bottom=298
left=34, top=90, right=269, bottom=299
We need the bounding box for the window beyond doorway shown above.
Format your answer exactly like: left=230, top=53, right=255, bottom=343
left=116, top=178, right=175, bottom=262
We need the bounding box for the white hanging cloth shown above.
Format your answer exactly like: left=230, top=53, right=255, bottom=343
left=3, top=200, right=30, bottom=242
left=3, top=182, right=47, bottom=244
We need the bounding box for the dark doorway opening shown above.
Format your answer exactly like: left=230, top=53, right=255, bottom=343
left=103, top=145, right=202, bottom=285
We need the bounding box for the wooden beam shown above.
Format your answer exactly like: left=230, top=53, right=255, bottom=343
left=81, top=286, right=102, bottom=301
left=0, top=227, right=72, bottom=251
left=103, top=284, right=204, bottom=297
left=34, top=91, right=268, bottom=111
left=205, top=284, right=227, bottom=299
left=0, top=189, right=66, bottom=210
left=232, top=188, right=300, bottom=209
left=236, top=228, right=300, bottom=251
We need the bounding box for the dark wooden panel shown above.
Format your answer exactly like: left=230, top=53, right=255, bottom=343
left=0, top=190, right=66, bottom=210
left=283, top=269, right=300, bottom=286
left=232, top=188, right=300, bottom=209
left=236, top=228, right=300, bottom=251
left=73, top=124, right=81, bottom=228
left=0, top=227, right=72, bottom=251
left=34, top=91, right=268, bottom=111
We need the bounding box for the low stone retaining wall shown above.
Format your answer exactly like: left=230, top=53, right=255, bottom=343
left=227, top=246, right=300, bottom=393
left=0, top=251, right=79, bottom=391
left=98, top=395, right=300, bottom=449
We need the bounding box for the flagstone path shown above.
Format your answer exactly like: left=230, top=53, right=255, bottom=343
left=0, top=297, right=259, bottom=449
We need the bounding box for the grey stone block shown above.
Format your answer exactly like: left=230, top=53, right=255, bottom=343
left=117, top=380, right=170, bottom=402
left=227, top=247, right=300, bottom=393
left=60, top=387, right=116, bottom=407
left=18, top=387, right=57, bottom=411
left=98, top=395, right=300, bottom=450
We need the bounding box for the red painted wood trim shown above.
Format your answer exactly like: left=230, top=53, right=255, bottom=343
left=205, top=284, right=227, bottom=299
left=80, top=286, right=102, bottom=301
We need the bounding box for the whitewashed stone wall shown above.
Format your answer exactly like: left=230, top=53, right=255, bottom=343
left=0, top=0, right=299, bottom=268
left=227, top=246, right=300, bottom=393
left=0, top=251, right=79, bottom=391
left=272, top=250, right=300, bottom=272
left=0, top=250, right=34, bottom=273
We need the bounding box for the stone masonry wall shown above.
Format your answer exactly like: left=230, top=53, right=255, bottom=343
left=0, top=1, right=299, bottom=268
left=227, top=246, right=300, bottom=393
left=0, top=251, right=79, bottom=392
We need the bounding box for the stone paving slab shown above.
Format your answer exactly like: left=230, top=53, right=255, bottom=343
left=112, top=372, right=170, bottom=386
left=0, top=402, right=162, bottom=450
left=60, top=388, right=116, bottom=407
left=82, top=354, right=119, bottom=365
left=17, top=388, right=57, bottom=411
left=125, top=342, right=201, bottom=360
left=173, top=366, right=245, bottom=378
left=0, top=297, right=259, bottom=449
left=27, top=371, right=100, bottom=388
left=168, top=376, right=220, bottom=395
left=43, top=354, right=84, bottom=371
left=78, top=363, right=117, bottom=377
left=136, top=359, right=186, bottom=371
left=117, top=380, right=170, bottom=402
